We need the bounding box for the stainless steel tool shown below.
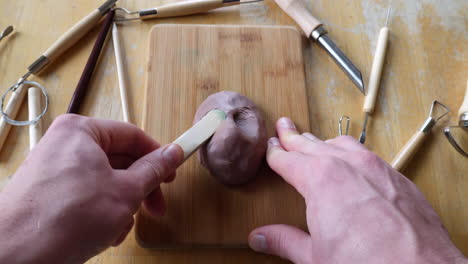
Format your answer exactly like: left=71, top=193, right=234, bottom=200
left=391, top=100, right=450, bottom=171
left=0, top=25, right=14, bottom=42
left=274, top=0, right=364, bottom=94
left=115, top=0, right=262, bottom=21
left=444, top=80, right=468, bottom=157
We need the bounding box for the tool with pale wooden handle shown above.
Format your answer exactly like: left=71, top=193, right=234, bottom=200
left=115, top=0, right=262, bottom=21
left=0, top=0, right=117, bottom=152
left=273, top=0, right=364, bottom=94
left=444, top=80, right=468, bottom=157
left=0, top=84, right=28, bottom=151
left=173, top=109, right=226, bottom=160
left=28, top=87, right=42, bottom=150
left=391, top=101, right=450, bottom=172
left=359, top=7, right=391, bottom=144
left=112, top=23, right=131, bottom=123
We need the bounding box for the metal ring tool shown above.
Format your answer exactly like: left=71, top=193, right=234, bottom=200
left=1, top=80, right=49, bottom=126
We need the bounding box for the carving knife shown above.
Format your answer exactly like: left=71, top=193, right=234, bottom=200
left=173, top=109, right=226, bottom=160
left=274, top=0, right=365, bottom=94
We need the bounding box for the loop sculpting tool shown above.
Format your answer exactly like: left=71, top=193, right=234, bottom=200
left=274, top=0, right=364, bottom=94
left=115, top=0, right=262, bottom=21
left=0, top=0, right=117, bottom=151
left=444, top=80, right=468, bottom=157
left=391, top=101, right=450, bottom=172
left=338, top=115, right=350, bottom=136
left=359, top=6, right=391, bottom=144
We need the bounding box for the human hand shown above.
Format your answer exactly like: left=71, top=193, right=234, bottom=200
left=0, top=114, right=183, bottom=264
left=248, top=117, right=467, bottom=264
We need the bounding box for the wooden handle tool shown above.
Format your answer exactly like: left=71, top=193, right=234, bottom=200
left=115, top=0, right=260, bottom=21
left=359, top=23, right=390, bottom=144
left=173, top=109, right=226, bottom=160
left=274, top=0, right=364, bottom=94
left=27, top=0, right=117, bottom=75
left=28, top=87, right=42, bottom=150
left=67, top=10, right=115, bottom=114
left=391, top=101, right=450, bottom=172
left=111, top=23, right=130, bottom=123
left=0, top=83, right=28, bottom=151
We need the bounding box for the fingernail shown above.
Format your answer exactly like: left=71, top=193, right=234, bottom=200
left=162, top=144, right=183, bottom=165
left=268, top=137, right=280, bottom=146
left=278, top=117, right=296, bottom=129
left=249, top=234, right=267, bottom=252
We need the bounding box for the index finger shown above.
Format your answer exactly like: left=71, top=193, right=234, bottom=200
left=56, top=115, right=160, bottom=159
left=266, top=137, right=313, bottom=198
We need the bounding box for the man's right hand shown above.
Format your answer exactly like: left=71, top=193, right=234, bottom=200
left=249, top=117, right=467, bottom=264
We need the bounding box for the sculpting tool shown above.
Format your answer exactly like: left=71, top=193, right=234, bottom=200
left=0, top=0, right=117, bottom=152
left=114, top=0, right=262, bottom=21
left=28, top=87, right=42, bottom=150
left=338, top=115, right=350, bottom=136
left=274, top=0, right=365, bottom=94
left=359, top=6, right=391, bottom=144
left=111, top=23, right=130, bottom=123
left=444, top=80, right=468, bottom=156
left=173, top=109, right=226, bottom=160
left=391, top=101, right=450, bottom=172
left=0, top=25, right=14, bottom=42
left=67, top=10, right=116, bottom=114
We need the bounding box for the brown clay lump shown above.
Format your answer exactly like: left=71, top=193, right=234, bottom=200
left=194, top=91, right=267, bottom=185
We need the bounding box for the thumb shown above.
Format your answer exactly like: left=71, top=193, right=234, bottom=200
left=249, top=224, right=311, bottom=263
left=127, top=144, right=184, bottom=195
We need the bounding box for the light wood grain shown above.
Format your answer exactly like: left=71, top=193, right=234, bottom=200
left=0, top=0, right=466, bottom=263
left=363, top=27, right=389, bottom=113
left=28, top=87, right=42, bottom=150
left=391, top=130, right=427, bottom=172
left=138, top=24, right=309, bottom=247
left=273, top=0, right=321, bottom=37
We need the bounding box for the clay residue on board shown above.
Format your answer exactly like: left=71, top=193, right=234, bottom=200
left=194, top=91, right=267, bottom=185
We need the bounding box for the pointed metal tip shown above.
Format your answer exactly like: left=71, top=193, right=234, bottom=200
left=356, top=73, right=366, bottom=94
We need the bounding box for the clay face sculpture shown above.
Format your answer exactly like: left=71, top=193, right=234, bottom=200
left=194, top=91, right=267, bottom=185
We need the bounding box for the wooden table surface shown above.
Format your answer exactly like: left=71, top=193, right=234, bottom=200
left=0, top=0, right=466, bottom=263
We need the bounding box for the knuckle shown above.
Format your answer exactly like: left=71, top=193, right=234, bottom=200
left=139, top=157, right=167, bottom=182
left=52, top=114, right=93, bottom=135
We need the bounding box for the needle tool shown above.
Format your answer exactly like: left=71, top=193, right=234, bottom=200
left=359, top=5, right=391, bottom=144
left=391, top=100, right=450, bottom=172
left=114, top=0, right=263, bottom=21
left=0, top=0, right=117, bottom=152
left=444, top=80, right=468, bottom=157
left=67, top=10, right=116, bottom=114
left=274, top=0, right=365, bottom=94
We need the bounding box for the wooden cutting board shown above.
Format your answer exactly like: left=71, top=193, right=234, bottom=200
left=137, top=24, right=309, bottom=248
